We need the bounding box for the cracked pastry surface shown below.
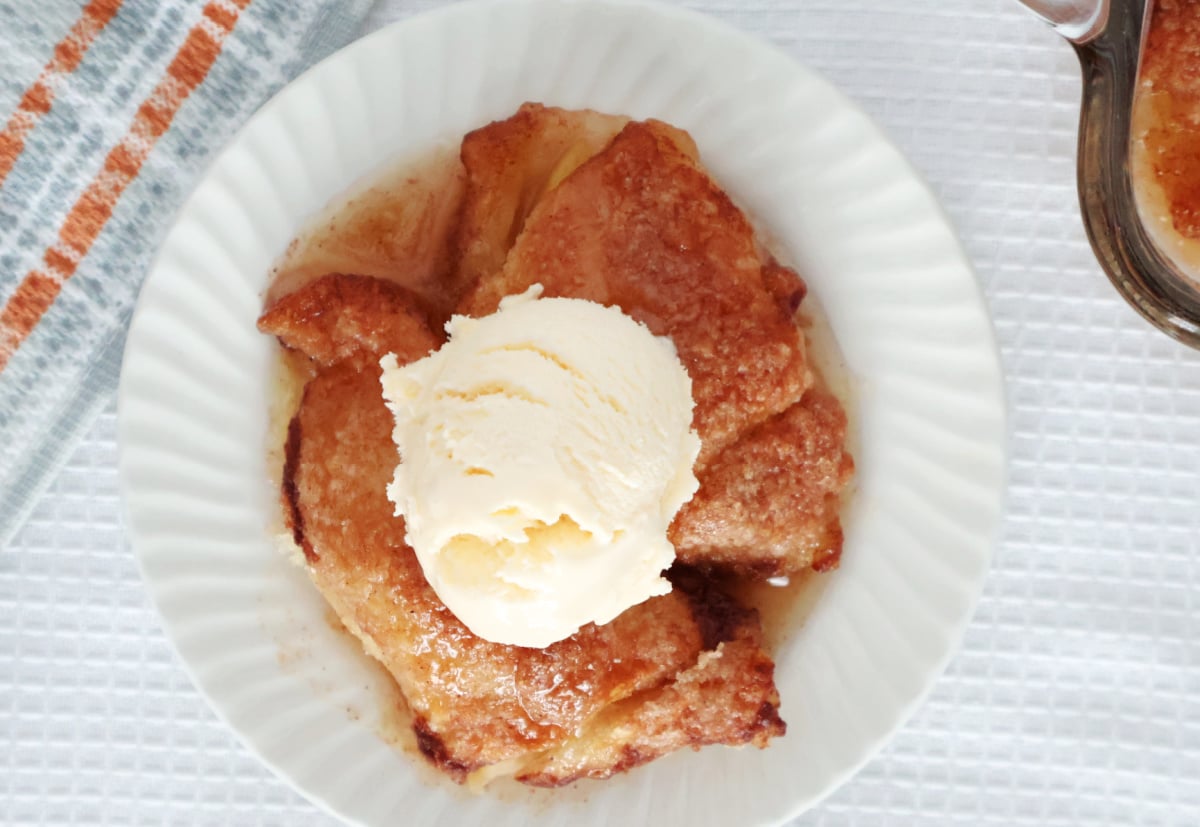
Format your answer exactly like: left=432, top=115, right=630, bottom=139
left=257, top=102, right=852, bottom=787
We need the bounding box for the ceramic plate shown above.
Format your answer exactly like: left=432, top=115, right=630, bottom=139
left=118, top=1, right=1006, bottom=824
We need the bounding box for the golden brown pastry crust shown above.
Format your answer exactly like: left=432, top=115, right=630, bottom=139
left=459, top=111, right=847, bottom=576
left=255, top=103, right=859, bottom=787
left=283, top=361, right=715, bottom=779
left=257, top=273, right=440, bottom=370
left=460, top=119, right=811, bottom=470
left=453, top=102, right=629, bottom=299
left=671, top=388, right=854, bottom=576
left=515, top=569, right=785, bottom=786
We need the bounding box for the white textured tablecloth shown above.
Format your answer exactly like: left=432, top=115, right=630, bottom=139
left=6, top=0, right=1200, bottom=823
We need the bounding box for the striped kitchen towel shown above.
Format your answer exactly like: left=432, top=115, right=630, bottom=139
left=0, top=0, right=374, bottom=545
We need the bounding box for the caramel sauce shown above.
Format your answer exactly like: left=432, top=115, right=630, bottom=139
left=266, top=143, right=466, bottom=319
left=321, top=609, right=417, bottom=752
left=264, top=139, right=855, bottom=751
left=1132, top=0, right=1200, bottom=276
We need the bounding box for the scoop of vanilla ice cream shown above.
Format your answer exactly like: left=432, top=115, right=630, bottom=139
left=379, top=284, right=700, bottom=648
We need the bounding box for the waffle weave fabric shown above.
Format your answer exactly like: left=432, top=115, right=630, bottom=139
left=4, top=0, right=1200, bottom=824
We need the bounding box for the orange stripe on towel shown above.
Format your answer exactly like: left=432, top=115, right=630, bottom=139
left=0, top=0, right=125, bottom=188
left=0, top=0, right=253, bottom=372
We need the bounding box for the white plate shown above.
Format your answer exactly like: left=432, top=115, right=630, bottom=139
left=117, top=1, right=1006, bottom=824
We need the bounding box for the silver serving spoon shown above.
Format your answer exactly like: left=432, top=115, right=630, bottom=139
left=1015, top=0, right=1200, bottom=347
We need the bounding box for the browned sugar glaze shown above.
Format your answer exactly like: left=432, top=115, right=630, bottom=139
left=257, top=102, right=853, bottom=787
left=1139, top=0, right=1200, bottom=238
